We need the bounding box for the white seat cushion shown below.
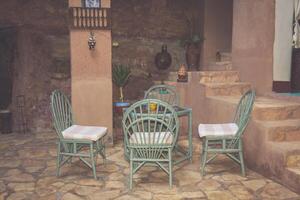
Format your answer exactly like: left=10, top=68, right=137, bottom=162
left=129, top=132, right=173, bottom=145
left=62, top=125, right=107, bottom=141
left=198, top=123, right=238, bottom=138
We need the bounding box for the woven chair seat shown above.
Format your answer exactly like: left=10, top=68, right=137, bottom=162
left=198, top=123, right=238, bottom=138
left=62, top=125, right=107, bottom=141
left=129, top=132, right=173, bottom=145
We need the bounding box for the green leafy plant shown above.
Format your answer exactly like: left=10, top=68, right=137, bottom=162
left=112, top=64, right=131, bottom=102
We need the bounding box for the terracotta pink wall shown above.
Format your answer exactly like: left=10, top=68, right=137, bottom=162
left=201, top=0, right=233, bottom=67
left=69, top=0, right=113, bottom=143
left=232, top=0, right=275, bottom=95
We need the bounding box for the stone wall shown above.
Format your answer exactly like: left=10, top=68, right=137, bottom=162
left=0, top=0, right=202, bottom=133
left=112, top=0, right=202, bottom=100
left=0, top=0, right=70, bottom=133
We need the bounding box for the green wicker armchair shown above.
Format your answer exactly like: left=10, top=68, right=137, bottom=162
left=144, top=84, right=179, bottom=106
left=122, top=99, right=179, bottom=189
left=50, top=90, right=107, bottom=179
left=198, top=89, right=255, bottom=176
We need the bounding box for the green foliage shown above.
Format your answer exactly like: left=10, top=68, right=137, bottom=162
left=112, top=64, right=131, bottom=88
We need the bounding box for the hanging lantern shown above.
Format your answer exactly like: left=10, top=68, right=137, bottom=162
left=88, top=32, right=96, bottom=50
left=177, top=64, right=188, bottom=82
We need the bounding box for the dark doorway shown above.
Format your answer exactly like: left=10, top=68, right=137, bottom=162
left=291, top=48, right=300, bottom=92
left=0, top=27, right=16, bottom=110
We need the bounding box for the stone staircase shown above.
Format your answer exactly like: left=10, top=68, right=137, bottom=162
left=218, top=51, right=232, bottom=62
left=164, top=52, right=300, bottom=192
left=199, top=71, right=251, bottom=96
left=201, top=89, right=300, bottom=193
left=167, top=70, right=251, bottom=96
left=253, top=99, right=300, bottom=192
left=208, top=51, right=233, bottom=71
left=207, top=61, right=233, bottom=71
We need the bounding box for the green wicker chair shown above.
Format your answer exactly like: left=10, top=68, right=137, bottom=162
left=122, top=99, right=179, bottom=189
left=144, top=84, right=179, bottom=106
left=198, top=89, right=255, bottom=176
left=50, top=90, right=107, bottom=179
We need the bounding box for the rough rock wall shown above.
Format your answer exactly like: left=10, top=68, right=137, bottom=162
left=0, top=0, right=201, bottom=132
left=112, top=0, right=202, bottom=100
left=0, top=0, right=70, bottom=133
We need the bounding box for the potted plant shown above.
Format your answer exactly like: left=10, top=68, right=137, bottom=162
left=181, top=13, right=204, bottom=71
left=112, top=64, right=131, bottom=113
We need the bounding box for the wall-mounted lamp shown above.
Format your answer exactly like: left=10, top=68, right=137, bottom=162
left=88, top=31, right=96, bottom=50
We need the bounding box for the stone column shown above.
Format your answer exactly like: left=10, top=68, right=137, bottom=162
left=232, top=0, right=274, bottom=94
left=69, top=0, right=113, bottom=143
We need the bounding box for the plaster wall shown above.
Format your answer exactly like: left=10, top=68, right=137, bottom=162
left=69, top=0, right=113, bottom=143
left=273, top=0, right=293, bottom=81
left=201, top=0, right=233, bottom=67
left=232, top=0, right=275, bottom=95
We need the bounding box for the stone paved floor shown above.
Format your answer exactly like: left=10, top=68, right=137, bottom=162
left=0, top=132, right=299, bottom=200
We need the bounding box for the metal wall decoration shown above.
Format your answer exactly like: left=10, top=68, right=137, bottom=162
left=69, top=7, right=111, bottom=30
left=154, top=44, right=172, bottom=70
left=88, top=32, right=96, bottom=50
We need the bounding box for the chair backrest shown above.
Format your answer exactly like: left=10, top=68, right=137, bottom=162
left=123, top=99, right=179, bottom=153
left=233, top=89, right=256, bottom=139
left=50, top=90, right=73, bottom=139
left=144, top=84, right=179, bottom=106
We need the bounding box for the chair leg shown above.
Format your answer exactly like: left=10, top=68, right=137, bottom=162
left=129, top=149, right=133, bottom=190
left=239, top=150, right=245, bottom=176
left=201, top=139, right=208, bottom=176
left=56, top=142, right=62, bottom=177
left=90, top=143, right=97, bottom=179
left=168, top=148, right=173, bottom=188
left=238, top=140, right=245, bottom=176
left=96, top=139, right=106, bottom=165
left=200, top=139, right=205, bottom=171
left=101, top=139, right=106, bottom=165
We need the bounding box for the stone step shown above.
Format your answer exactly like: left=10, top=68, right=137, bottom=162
left=287, top=154, right=300, bottom=168
left=285, top=167, right=300, bottom=188
left=208, top=61, right=233, bottom=71
left=199, top=70, right=239, bottom=84
left=268, top=141, right=300, bottom=168
left=246, top=140, right=300, bottom=193
left=206, top=96, right=300, bottom=121
left=219, top=52, right=232, bottom=62
left=215, top=61, right=232, bottom=66
left=202, top=82, right=251, bottom=96
left=252, top=98, right=300, bottom=121
left=255, top=119, right=300, bottom=142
